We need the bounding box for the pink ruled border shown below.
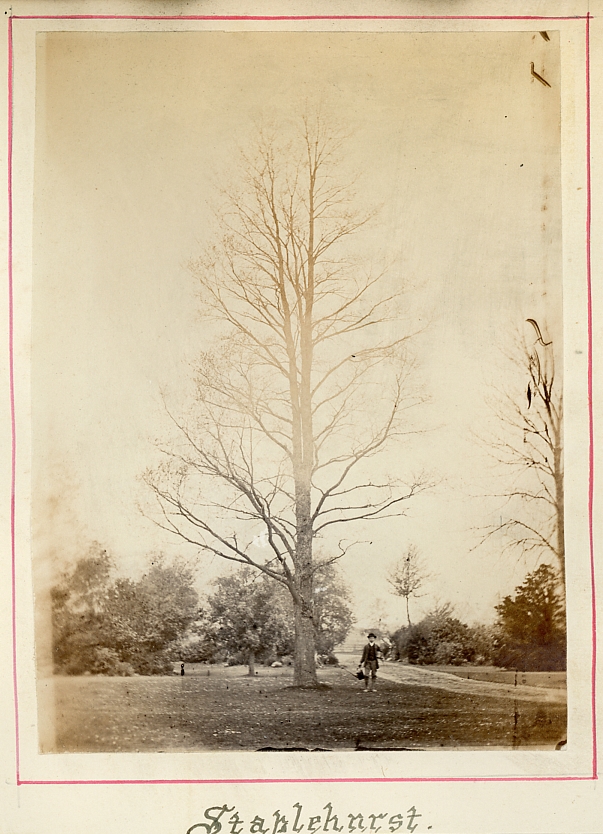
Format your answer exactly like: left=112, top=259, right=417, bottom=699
left=7, top=12, right=596, bottom=786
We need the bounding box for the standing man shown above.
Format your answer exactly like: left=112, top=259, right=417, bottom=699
left=359, top=632, right=380, bottom=692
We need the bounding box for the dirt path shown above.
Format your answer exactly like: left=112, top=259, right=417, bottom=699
left=338, top=657, right=566, bottom=704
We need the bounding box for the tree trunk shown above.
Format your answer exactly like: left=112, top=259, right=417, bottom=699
left=292, top=488, right=317, bottom=686
left=293, top=589, right=317, bottom=686
left=554, top=438, right=565, bottom=591
left=549, top=392, right=565, bottom=605
left=247, top=650, right=255, bottom=676
left=406, top=595, right=411, bottom=628
left=290, top=160, right=318, bottom=689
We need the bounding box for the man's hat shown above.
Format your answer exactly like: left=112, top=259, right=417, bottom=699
left=367, top=632, right=376, bottom=638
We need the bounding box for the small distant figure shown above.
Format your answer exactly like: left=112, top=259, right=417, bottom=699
left=358, top=632, right=381, bottom=693
left=180, top=663, right=185, bottom=676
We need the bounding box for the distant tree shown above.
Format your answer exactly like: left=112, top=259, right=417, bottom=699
left=387, top=543, right=430, bottom=626
left=104, top=561, right=199, bottom=673
left=51, top=547, right=198, bottom=675
left=494, top=563, right=565, bottom=671
left=202, top=562, right=354, bottom=672
left=51, top=543, right=115, bottom=675
left=56, top=541, right=113, bottom=608
left=469, top=622, right=498, bottom=665
left=426, top=611, right=474, bottom=666
left=204, top=567, right=295, bottom=675
left=483, top=321, right=564, bottom=591
left=311, top=563, right=355, bottom=656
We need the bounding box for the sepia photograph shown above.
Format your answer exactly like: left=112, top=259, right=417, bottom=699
left=29, top=28, right=569, bottom=757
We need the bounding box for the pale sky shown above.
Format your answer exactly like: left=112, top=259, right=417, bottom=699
left=32, top=30, right=562, bottom=627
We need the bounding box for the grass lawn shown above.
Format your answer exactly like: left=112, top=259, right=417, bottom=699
left=424, top=666, right=567, bottom=689
left=48, top=665, right=566, bottom=753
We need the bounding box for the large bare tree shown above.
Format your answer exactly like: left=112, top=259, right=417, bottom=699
left=146, top=115, right=425, bottom=686
left=482, top=319, right=564, bottom=593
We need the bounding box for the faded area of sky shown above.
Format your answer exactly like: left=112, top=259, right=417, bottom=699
left=32, top=31, right=561, bottom=629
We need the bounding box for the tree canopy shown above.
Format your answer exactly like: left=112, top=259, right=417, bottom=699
left=201, top=567, right=295, bottom=675
left=494, top=563, right=565, bottom=671
left=52, top=545, right=198, bottom=675
left=312, top=563, right=355, bottom=656
left=194, top=562, right=354, bottom=673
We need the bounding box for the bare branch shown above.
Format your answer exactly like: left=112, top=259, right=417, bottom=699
left=478, top=324, right=563, bottom=587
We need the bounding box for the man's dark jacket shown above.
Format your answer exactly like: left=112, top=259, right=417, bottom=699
left=360, top=642, right=380, bottom=669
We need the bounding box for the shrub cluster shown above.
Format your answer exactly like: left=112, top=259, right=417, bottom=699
left=389, top=564, right=566, bottom=673
left=52, top=546, right=198, bottom=676
left=391, top=605, right=495, bottom=666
